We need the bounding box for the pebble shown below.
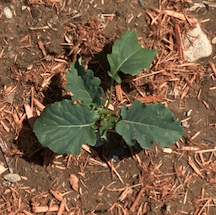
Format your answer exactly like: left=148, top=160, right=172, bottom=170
left=115, top=10, right=121, bottom=17
left=108, top=148, right=124, bottom=163
left=186, top=109, right=192, bottom=117
left=138, top=0, right=145, bottom=7
left=7, top=45, right=13, bottom=52
left=21, top=6, right=27, bottom=11
left=212, top=37, right=216, bottom=44
left=27, top=64, right=33, bottom=70
left=44, top=7, right=52, bottom=13
left=4, top=7, right=13, bottom=19
left=182, top=121, right=189, bottom=128
left=111, top=155, right=120, bottom=163
left=183, top=24, right=212, bottom=62
left=3, top=173, right=21, bottom=183
left=204, top=137, right=214, bottom=144
left=62, top=181, right=66, bottom=188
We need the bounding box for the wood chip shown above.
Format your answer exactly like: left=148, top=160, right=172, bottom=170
left=209, top=61, right=216, bottom=77
left=115, top=85, right=123, bottom=102
left=209, top=86, right=216, bottom=90
left=89, top=158, right=108, bottom=168
left=197, top=89, right=202, bottom=100
left=188, top=156, right=204, bottom=178
left=202, top=100, right=209, bottom=109
left=24, top=103, right=34, bottom=129
left=50, top=190, right=63, bottom=202
left=0, top=121, right=10, bottom=133
left=33, top=98, right=45, bottom=111
left=38, top=41, right=47, bottom=57
left=174, top=23, right=183, bottom=59
left=57, top=198, right=66, bottom=215
left=163, top=10, right=195, bottom=23
left=162, top=148, right=172, bottom=153
left=130, top=187, right=145, bottom=212
left=118, top=187, right=132, bottom=202
left=20, top=34, right=29, bottom=43
left=181, top=75, right=196, bottom=99
left=135, top=94, right=164, bottom=104
left=181, top=146, right=199, bottom=151
left=32, top=205, right=59, bottom=213
left=69, top=174, right=79, bottom=192
left=23, top=210, right=34, bottom=215
left=191, top=131, right=200, bottom=140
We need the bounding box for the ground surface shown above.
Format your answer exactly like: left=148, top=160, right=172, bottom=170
left=1, top=0, right=216, bottom=215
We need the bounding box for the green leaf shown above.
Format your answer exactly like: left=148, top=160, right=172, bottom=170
left=96, top=108, right=118, bottom=140
left=33, top=100, right=99, bottom=155
left=65, top=59, right=105, bottom=107
left=116, top=100, right=184, bottom=148
left=107, top=29, right=157, bottom=84
left=100, top=114, right=119, bottom=140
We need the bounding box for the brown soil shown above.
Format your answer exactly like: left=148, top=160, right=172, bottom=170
left=1, top=0, right=216, bottom=215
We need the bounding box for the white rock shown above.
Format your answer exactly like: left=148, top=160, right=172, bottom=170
left=27, top=64, right=33, bottom=70
left=186, top=109, right=192, bottom=117
left=21, top=6, right=27, bottom=11
left=212, top=36, right=216, bottom=44
left=182, top=121, right=189, bottom=128
left=183, top=24, right=212, bottom=62
left=4, top=173, right=21, bottom=183
left=3, top=7, right=13, bottom=19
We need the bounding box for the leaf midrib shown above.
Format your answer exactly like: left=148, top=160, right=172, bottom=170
left=120, top=120, right=176, bottom=131
left=112, top=46, right=141, bottom=76
left=44, top=123, right=95, bottom=128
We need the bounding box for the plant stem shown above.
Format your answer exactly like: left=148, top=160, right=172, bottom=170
left=105, top=78, right=114, bottom=109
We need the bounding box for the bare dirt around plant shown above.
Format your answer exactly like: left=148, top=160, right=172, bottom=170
left=1, top=0, right=216, bottom=215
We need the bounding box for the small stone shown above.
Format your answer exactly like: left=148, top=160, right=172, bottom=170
left=111, top=155, right=120, bottom=163
left=186, top=109, right=192, bottom=116
left=115, top=10, right=121, bottom=17
left=182, top=121, right=189, bottom=128
left=4, top=7, right=13, bottom=19
left=212, top=37, right=216, bottom=45
left=204, top=137, right=214, bottom=144
left=27, top=64, right=33, bottom=70
left=44, top=7, right=52, bottom=13
left=3, top=173, right=21, bottom=183
left=132, top=174, right=137, bottom=178
left=9, top=54, right=15, bottom=59
left=183, top=24, right=212, bottom=62
left=138, top=0, right=145, bottom=7
left=62, top=181, right=66, bottom=188
left=7, top=45, right=13, bottom=52
left=108, top=148, right=124, bottom=163
left=21, top=6, right=27, bottom=11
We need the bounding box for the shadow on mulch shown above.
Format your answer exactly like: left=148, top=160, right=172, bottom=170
left=14, top=119, right=56, bottom=166
left=14, top=73, right=67, bottom=166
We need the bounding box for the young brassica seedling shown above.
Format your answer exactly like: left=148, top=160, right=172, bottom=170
left=33, top=29, right=184, bottom=155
